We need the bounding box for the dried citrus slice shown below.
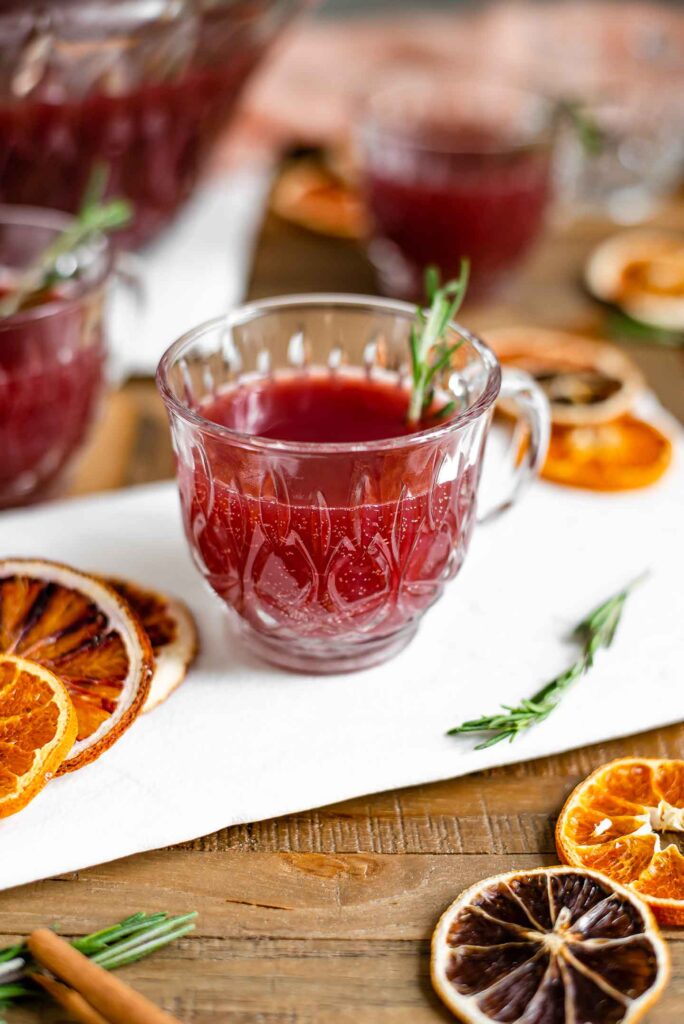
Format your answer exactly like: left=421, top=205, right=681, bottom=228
left=487, top=327, right=643, bottom=426
left=585, top=230, right=684, bottom=331
left=0, top=559, right=152, bottom=773
left=271, top=158, right=367, bottom=239
left=0, top=655, right=76, bottom=816
left=557, top=758, right=684, bottom=925
left=542, top=415, right=672, bottom=491
left=107, top=579, right=198, bottom=713
left=0, top=654, right=77, bottom=817
left=431, top=866, right=669, bottom=1024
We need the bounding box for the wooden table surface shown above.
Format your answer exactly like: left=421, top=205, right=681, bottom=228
left=4, top=201, right=684, bottom=1023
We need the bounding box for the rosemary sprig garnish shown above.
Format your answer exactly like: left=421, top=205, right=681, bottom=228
left=0, top=162, right=132, bottom=319
left=0, top=910, right=196, bottom=1011
left=554, top=98, right=604, bottom=156
left=407, top=261, right=470, bottom=426
left=448, top=576, right=645, bottom=749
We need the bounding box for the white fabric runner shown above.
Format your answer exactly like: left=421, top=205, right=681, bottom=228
left=0, top=427, right=681, bottom=891
left=111, top=167, right=272, bottom=378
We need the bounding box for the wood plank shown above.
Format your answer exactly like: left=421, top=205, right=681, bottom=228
left=0, top=852, right=552, bottom=941
left=7, top=935, right=684, bottom=1024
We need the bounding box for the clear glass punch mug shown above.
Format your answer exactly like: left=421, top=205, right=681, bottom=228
left=157, top=295, right=550, bottom=673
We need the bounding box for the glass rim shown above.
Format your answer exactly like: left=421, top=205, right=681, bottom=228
left=358, top=76, right=555, bottom=157
left=0, top=204, right=114, bottom=328
left=156, top=292, right=502, bottom=456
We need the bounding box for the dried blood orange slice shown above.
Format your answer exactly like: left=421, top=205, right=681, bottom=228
left=557, top=758, right=684, bottom=925
left=0, top=559, right=152, bottom=773
left=542, top=415, right=672, bottom=491
left=0, top=654, right=77, bottom=817
left=107, top=579, right=197, bottom=713
left=431, top=866, right=669, bottom=1024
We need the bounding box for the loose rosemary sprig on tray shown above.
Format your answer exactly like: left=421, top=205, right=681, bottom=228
left=0, top=911, right=197, bottom=1012
left=0, top=162, right=132, bottom=319
left=407, top=260, right=470, bottom=426
left=448, top=576, right=645, bottom=749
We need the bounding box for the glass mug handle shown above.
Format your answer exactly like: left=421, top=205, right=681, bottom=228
left=478, top=368, right=550, bottom=524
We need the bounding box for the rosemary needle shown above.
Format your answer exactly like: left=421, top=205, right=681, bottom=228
left=448, top=575, right=646, bottom=749
left=0, top=911, right=196, bottom=1011
left=0, top=162, right=132, bottom=319
left=407, top=261, right=470, bottom=426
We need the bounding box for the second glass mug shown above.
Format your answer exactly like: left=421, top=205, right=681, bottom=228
left=157, top=296, right=550, bottom=673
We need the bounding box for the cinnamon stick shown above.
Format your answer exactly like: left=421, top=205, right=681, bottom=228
left=31, top=973, right=110, bottom=1024
left=27, top=929, right=181, bottom=1024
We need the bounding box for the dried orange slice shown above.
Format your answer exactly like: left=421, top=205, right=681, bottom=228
left=542, top=415, right=672, bottom=491
left=585, top=230, right=684, bottom=331
left=431, top=866, right=669, bottom=1024
left=487, top=327, right=643, bottom=426
left=557, top=758, right=684, bottom=925
left=0, top=654, right=77, bottom=817
left=0, top=559, right=152, bottom=773
left=271, top=159, right=367, bottom=239
left=108, top=579, right=198, bottom=713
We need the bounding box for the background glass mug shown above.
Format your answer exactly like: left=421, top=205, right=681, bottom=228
left=157, top=295, right=550, bottom=673
left=358, top=78, right=554, bottom=301
left=0, top=205, right=113, bottom=508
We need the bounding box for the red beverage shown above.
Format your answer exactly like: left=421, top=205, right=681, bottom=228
left=0, top=207, right=110, bottom=508
left=159, top=296, right=548, bottom=672
left=182, top=374, right=479, bottom=645
left=0, top=1, right=300, bottom=248
left=360, top=81, right=553, bottom=299
left=364, top=139, right=551, bottom=299
left=0, top=285, right=105, bottom=506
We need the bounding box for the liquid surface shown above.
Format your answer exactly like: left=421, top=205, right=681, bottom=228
left=201, top=374, right=418, bottom=444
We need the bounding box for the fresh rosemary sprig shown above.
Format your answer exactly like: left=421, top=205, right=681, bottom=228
left=447, top=576, right=645, bottom=749
left=607, top=309, right=684, bottom=349
left=407, top=261, right=470, bottom=426
left=554, top=98, right=604, bottom=156
left=0, top=911, right=197, bottom=1011
left=0, top=162, right=132, bottom=319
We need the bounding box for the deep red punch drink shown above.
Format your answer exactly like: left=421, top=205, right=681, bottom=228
left=185, top=375, right=479, bottom=649
left=360, top=80, right=554, bottom=299
left=364, top=138, right=551, bottom=299
left=0, top=1, right=302, bottom=248
left=158, top=296, right=548, bottom=673
left=0, top=207, right=110, bottom=508
left=0, top=286, right=104, bottom=506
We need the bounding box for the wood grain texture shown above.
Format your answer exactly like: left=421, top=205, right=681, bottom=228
left=2, top=193, right=682, bottom=1023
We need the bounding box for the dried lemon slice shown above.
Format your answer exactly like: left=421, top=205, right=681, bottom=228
left=557, top=758, right=684, bottom=925
left=0, top=654, right=77, bottom=817
left=431, top=866, right=669, bottom=1024
left=0, top=559, right=152, bottom=773
left=107, top=579, right=198, bottom=713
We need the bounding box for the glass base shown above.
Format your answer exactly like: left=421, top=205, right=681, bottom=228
left=236, top=620, right=420, bottom=674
